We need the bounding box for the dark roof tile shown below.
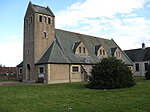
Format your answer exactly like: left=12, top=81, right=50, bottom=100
left=124, top=47, right=150, bottom=62
left=37, top=29, right=132, bottom=65
left=32, top=4, right=55, bottom=16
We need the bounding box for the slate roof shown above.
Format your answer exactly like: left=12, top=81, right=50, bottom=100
left=111, top=47, right=117, bottom=55
left=17, top=61, right=23, bottom=67
left=37, top=41, right=70, bottom=64
left=27, top=2, right=55, bottom=17
left=33, top=5, right=54, bottom=16
left=37, top=29, right=132, bottom=65
left=124, top=47, right=150, bottom=62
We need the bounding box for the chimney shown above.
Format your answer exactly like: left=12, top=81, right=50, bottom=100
left=142, top=43, right=145, bottom=49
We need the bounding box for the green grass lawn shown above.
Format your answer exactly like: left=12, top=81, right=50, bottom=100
left=0, top=77, right=150, bottom=112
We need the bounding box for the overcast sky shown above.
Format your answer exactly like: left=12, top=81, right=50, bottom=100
left=0, top=0, right=150, bottom=66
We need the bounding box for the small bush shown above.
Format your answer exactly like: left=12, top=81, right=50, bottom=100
left=145, top=65, right=150, bottom=80
left=87, top=57, right=135, bottom=89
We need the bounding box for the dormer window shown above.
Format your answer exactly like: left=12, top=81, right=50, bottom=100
left=95, top=45, right=107, bottom=57
left=78, top=46, right=86, bottom=54
left=111, top=47, right=121, bottom=59
left=73, top=42, right=88, bottom=55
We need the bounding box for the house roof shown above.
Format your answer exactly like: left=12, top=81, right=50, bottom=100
left=36, top=29, right=132, bottom=65
left=124, top=47, right=150, bottom=62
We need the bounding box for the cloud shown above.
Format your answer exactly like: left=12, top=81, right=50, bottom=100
left=56, top=0, right=145, bottom=27
left=0, top=35, right=23, bottom=66
left=55, top=0, right=150, bottom=50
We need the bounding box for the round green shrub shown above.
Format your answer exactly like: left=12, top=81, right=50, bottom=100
left=87, top=57, right=135, bottom=89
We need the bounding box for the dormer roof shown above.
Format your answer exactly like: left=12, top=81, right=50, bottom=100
left=111, top=47, right=117, bottom=56
left=73, top=41, right=82, bottom=53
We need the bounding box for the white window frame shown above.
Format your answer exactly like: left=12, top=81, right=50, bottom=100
left=71, top=65, right=80, bottom=73
left=38, top=66, right=45, bottom=74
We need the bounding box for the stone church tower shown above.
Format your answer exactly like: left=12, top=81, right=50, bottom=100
left=23, top=2, right=55, bottom=82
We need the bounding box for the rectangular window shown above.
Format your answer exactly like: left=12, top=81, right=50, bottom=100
left=39, top=67, right=44, bottom=73
left=48, top=18, right=51, bottom=24
left=19, top=69, right=22, bottom=74
left=135, top=63, right=139, bottom=71
left=100, top=49, right=102, bottom=55
left=79, top=47, right=82, bottom=53
left=39, top=15, right=42, bottom=22
left=103, top=50, right=105, bottom=55
left=145, top=63, right=149, bottom=71
left=30, top=16, right=33, bottom=23
left=83, top=47, right=86, bottom=53
left=72, top=66, right=79, bottom=72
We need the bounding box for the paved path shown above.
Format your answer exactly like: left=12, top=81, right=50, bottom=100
left=0, top=81, right=19, bottom=86
left=0, top=81, right=47, bottom=86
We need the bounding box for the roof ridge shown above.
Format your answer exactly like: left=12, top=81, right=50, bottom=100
left=55, top=29, right=110, bottom=41
left=124, top=47, right=150, bottom=51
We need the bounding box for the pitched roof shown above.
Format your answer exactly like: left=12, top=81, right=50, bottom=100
left=124, top=47, right=150, bottom=62
left=17, top=61, right=23, bottom=67
left=37, top=29, right=132, bottom=65
left=27, top=2, right=55, bottom=17
left=33, top=5, right=54, bottom=16
left=37, top=41, right=70, bottom=64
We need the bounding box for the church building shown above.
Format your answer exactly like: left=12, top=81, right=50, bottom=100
left=17, top=2, right=132, bottom=84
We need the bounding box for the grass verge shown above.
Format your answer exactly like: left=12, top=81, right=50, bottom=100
left=0, top=77, right=149, bottom=112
